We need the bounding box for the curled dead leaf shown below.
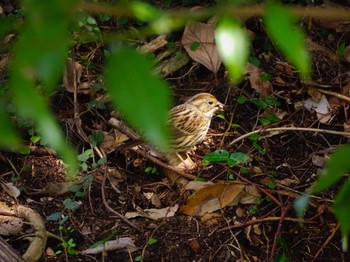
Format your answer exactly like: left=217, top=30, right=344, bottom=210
left=180, top=182, right=260, bottom=216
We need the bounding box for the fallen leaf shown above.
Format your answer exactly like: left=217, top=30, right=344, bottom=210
left=180, top=182, right=260, bottom=216
left=182, top=19, right=222, bottom=74
left=125, top=204, right=178, bottom=220
left=246, top=63, right=273, bottom=97
left=138, top=35, right=168, bottom=54
left=303, top=94, right=331, bottom=123
left=81, top=237, right=137, bottom=254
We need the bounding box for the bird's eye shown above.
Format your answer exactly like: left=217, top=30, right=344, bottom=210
left=208, top=101, right=213, bottom=105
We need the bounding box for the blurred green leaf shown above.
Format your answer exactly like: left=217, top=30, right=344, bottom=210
left=105, top=47, right=171, bottom=152
left=312, top=145, right=350, bottom=193
left=294, top=194, right=310, bottom=218
left=264, top=2, right=310, bottom=78
left=130, top=1, right=161, bottom=22
left=8, top=0, right=78, bottom=178
left=215, top=17, right=249, bottom=83
left=333, top=179, right=350, bottom=251
left=0, top=105, right=21, bottom=149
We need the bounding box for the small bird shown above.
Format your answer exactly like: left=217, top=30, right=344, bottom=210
left=166, top=93, right=224, bottom=168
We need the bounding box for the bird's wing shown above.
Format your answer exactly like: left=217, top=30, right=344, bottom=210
left=169, top=104, right=203, bottom=136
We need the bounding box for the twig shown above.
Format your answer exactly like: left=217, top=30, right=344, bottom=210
left=312, top=224, right=340, bottom=262
left=109, top=117, right=196, bottom=180
left=130, top=147, right=196, bottom=180
left=228, top=126, right=350, bottom=148
left=269, top=202, right=292, bottom=262
left=213, top=215, right=316, bottom=235
left=101, top=166, right=141, bottom=232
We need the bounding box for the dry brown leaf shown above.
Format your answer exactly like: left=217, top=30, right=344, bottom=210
left=305, top=38, right=338, bottom=62
left=274, top=61, right=293, bottom=76
left=125, top=204, right=178, bottom=220
left=181, top=21, right=222, bottom=74
left=180, top=182, right=260, bottom=216
left=99, top=130, right=129, bottom=154
left=307, top=87, right=322, bottom=103
left=138, top=35, right=168, bottom=54
left=81, top=237, right=137, bottom=254
left=246, top=63, right=273, bottom=97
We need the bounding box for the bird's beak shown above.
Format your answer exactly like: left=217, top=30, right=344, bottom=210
left=216, top=101, right=225, bottom=112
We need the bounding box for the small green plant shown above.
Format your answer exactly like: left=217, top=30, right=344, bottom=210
left=56, top=226, right=77, bottom=255
left=144, top=166, right=159, bottom=175
left=248, top=133, right=265, bottom=155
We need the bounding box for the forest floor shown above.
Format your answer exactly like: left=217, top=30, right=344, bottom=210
left=1, top=2, right=350, bottom=262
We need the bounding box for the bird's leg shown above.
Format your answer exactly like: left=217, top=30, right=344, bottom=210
left=174, top=152, right=196, bottom=170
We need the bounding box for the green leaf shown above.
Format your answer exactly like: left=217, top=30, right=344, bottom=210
left=237, top=96, right=247, bottom=104
left=229, top=152, right=251, bottom=164
left=63, top=198, right=80, bottom=210
left=266, top=113, right=281, bottom=123
left=264, top=2, right=310, bottom=78
left=248, top=133, right=260, bottom=142
left=130, top=1, right=161, bottom=22
left=249, top=56, right=260, bottom=67
left=78, top=149, right=93, bottom=162
left=201, top=159, right=210, bottom=166
left=46, top=212, right=62, bottom=221
left=147, top=237, right=158, bottom=245
left=30, top=135, right=41, bottom=143
left=264, top=96, right=281, bottom=107
left=333, top=179, right=350, bottom=244
left=337, top=42, right=346, bottom=57
left=258, top=117, right=270, bottom=126
left=227, top=152, right=251, bottom=167
left=9, top=0, right=78, bottom=178
left=105, top=47, right=171, bottom=152
left=68, top=184, right=81, bottom=193
left=261, top=72, right=271, bottom=81
left=0, top=105, right=21, bottom=149
left=203, top=149, right=230, bottom=162
left=251, top=98, right=268, bottom=109
left=215, top=17, right=249, bottom=83
left=312, top=145, right=350, bottom=193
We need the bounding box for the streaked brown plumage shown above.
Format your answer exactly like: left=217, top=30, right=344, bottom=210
left=168, top=93, right=224, bottom=153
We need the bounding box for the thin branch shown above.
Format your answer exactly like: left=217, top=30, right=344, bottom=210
left=228, top=126, right=350, bottom=148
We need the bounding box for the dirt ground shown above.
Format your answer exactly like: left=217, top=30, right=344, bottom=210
left=2, top=2, right=350, bottom=262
